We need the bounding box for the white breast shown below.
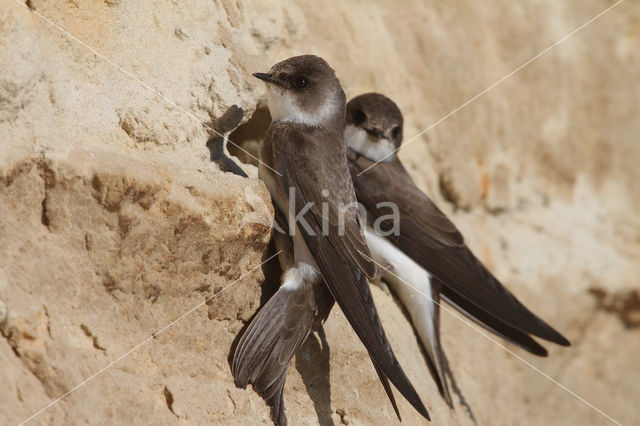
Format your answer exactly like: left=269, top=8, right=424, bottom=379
left=265, top=86, right=337, bottom=127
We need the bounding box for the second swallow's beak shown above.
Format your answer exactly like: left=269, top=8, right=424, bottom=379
left=253, top=73, right=275, bottom=83
left=364, top=127, right=385, bottom=140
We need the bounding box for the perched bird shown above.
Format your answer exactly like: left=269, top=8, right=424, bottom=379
left=232, top=57, right=430, bottom=425
left=345, top=92, right=571, bottom=405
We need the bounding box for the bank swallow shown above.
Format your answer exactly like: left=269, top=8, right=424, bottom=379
left=345, top=96, right=570, bottom=395
left=232, top=57, right=430, bottom=424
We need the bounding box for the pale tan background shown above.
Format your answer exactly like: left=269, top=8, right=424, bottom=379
left=1, top=0, right=638, bottom=425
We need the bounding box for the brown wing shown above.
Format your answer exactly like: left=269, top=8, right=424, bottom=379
left=440, top=284, right=548, bottom=356
left=272, top=124, right=375, bottom=278
left=349, top=152, right=569, bottom=347
left=270, top=123, right=430, bottom=420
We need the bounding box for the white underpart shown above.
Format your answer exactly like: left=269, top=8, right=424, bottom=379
left=276, top=228, right=320, bottom=291
left=281, top=229, right=320, bottom=291
left=364, top=227, right=445, bottom=374
left=274, top=227, right=320, bottom=292
left=344, top=125, right=396, bottom=162
left=280, top=262, right=317, bottom=291
left=265, top=85, right=337, bottom=127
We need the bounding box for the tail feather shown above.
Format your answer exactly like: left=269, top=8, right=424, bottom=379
left=232, top=263, right=334, bottom=425
left=232, top=285, right=315, bottom=425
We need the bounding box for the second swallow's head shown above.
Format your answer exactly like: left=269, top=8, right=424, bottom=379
left=253, top=55, right=346, bottom=128
left=344, top=93, right=403, bottom=162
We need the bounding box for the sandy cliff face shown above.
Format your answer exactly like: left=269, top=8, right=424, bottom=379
left=1, top=1, right=638, bottom=425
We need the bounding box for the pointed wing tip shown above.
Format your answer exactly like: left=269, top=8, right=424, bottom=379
left=511, top=313, right=570, bottom=348
left=552, top=329, right=571, bottom=346
left=524, top=338, right=549, bottom=357
left=545, top=329, right=571, bottom=347
left=393, top=410, right=402, bottom=422
left=411, top=398, right=431, bottom=421
left=535, top=347, right=549, bottom=357
left=420, top=405, right=431, bottom=421
left=389, top=386, right=430, bottom=422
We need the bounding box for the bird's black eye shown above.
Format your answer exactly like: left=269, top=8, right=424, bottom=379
left=352, top=109, right=366, bottom=125
left=391, top=125, right=401, bottom=139
left=293, top=76, right=310, bottom=90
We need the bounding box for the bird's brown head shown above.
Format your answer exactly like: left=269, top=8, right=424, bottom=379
left=253, top=55, right=346, bottom=128
left=345, top=93, right=403, bottom=162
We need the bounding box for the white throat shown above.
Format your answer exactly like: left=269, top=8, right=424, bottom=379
left=344, top=125, right=395, bottom=162
left=266, top=85, right=336, bottom=127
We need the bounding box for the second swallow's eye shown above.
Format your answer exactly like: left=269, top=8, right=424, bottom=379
left=392, top=126, right=401, bottom=139
left=293, top=76, right=310, bottom=89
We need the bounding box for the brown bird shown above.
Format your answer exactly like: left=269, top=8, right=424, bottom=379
left=232, top=57, right=430, bottom=425
left=344, top=92, right=570, bottom=405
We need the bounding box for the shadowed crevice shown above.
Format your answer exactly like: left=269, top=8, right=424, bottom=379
left=205, top=105, right=248, bottom=178
left=227, top=105, right=271, bottom=167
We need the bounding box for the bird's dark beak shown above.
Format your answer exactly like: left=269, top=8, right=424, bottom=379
left=364, top=128, right=385, bottom=140
left=252, top=72, right=275, bottom=83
